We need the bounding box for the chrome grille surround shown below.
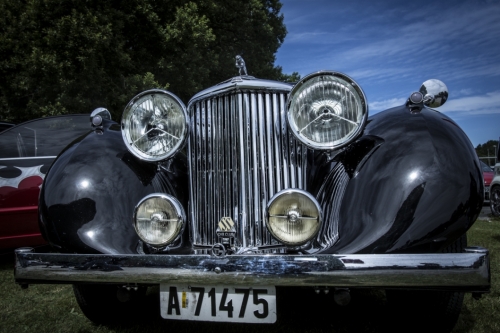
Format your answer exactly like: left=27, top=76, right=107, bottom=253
left=187, top=77, right=309, bottom=253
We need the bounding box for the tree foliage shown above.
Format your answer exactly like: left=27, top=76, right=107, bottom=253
left=0, top=0, right=289, bottom=122
left=279, top=71, right=301, bottom=83
left=476, top=139, right=499, bottom=166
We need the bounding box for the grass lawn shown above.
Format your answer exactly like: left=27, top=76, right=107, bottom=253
left=1, top=216, right=498, bottom=333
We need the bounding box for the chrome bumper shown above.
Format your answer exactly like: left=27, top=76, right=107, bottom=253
left=14, top=247, right=490, bottom=292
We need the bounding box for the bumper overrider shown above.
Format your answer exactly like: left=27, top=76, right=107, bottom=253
left=15, top=247, right=490, bottom=293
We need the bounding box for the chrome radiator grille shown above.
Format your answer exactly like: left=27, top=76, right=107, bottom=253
left=188, top=90, right=309, bottom=250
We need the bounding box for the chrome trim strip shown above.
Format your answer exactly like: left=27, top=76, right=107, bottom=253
left=188, top=77, right=292, bottom=107
left=0, top=156, right=57, bottom=161
left=15, top=251, right=490, bottom=291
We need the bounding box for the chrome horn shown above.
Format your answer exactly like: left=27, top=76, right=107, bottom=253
left=90, top=107, right=112, bottom=127
left=419, top=79, right=448, bottom=108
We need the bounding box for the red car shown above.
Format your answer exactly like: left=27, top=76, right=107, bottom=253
left=0, top=115, right=91, bottom=250
left=480, top=160, right=494, bottom=201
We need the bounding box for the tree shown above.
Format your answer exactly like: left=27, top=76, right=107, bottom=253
left=279, top=71, right=301, bottom=83
left=475, top=139, right=499, bottom=166
left=0, top=0, right=289, bottom=122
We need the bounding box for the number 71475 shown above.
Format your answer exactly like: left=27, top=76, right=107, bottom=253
left=160, top=285, right=277, bottom=323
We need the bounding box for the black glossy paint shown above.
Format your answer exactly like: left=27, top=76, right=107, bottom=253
left=40, top=104, right=482, bottom=256
left=39, top=120, right=189, bottom=254
left=318, top=105, right=482, bottom=254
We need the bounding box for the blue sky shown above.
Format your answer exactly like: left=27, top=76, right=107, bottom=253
left=275, top=0, right=500, bottom=148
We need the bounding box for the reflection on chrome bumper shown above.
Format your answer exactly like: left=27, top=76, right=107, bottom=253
left=14, top=247, right=490, bottom=292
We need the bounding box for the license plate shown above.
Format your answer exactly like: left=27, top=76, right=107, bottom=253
left=160, top=285, right=276, bottom=323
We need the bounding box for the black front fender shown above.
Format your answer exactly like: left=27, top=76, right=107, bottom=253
left=39, top=121, right=188, bottom=254
left=324, top=105, right=482, bottom=254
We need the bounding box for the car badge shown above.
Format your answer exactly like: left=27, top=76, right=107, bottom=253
left=210, top=243, right=226, bottom=257
left=235, top=55, right=248, bottom=76
left=216, top=217, right=236, bottom=253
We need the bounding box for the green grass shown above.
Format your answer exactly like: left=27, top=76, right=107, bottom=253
left=454, top=215, right=500, bottom=333
left=1, top=216, right=499, bottom=333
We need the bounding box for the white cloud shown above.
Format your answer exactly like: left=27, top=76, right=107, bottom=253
left=458, top=88, right=474, bottom=96
left=369, top=98, right=407, bottom=112
left=277, top=0, right=500, bottom=148
left=279, top=0, right=500, bottom=83
left=439, top=91, right=500, bottom=115
left=368, top=91, right=500, bottom=116
left=286, top=31, right=355, bottom=44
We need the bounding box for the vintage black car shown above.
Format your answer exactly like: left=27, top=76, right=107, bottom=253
left=14, top=60, right=490, bottom=332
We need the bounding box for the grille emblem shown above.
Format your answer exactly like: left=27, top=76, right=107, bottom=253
left=216, top=217, right=236, bottom=254
left=218, top=217, right=235, bottom=232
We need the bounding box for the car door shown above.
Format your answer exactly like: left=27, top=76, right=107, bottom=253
left=0, top=115, right=90, bottom=250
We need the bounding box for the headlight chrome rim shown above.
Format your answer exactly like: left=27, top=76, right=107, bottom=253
left=133, top=193, right=186, bottom=247
left=122, top=89, right=189, bottom=162
left=287, top=71, right=368, bottom=150
left=266, top=189, right=322, bottom=246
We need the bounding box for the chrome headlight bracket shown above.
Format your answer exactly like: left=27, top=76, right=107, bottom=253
left=122, top=89, right=188, bottom=162
left=287, top=71, right=368, bottom=150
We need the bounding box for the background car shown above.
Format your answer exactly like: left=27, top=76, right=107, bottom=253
left=490, top=142, right=500, bottom=216
left=0, top=121, right=15, bottom=133
left=0, top=115, right=91, bottom=251
left=480, top=160, right=494, bottom=201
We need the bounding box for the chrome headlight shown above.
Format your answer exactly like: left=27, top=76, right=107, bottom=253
left=122, top=90, right=188, bottom=162
left=266, top=189, right=322, bottom=246
left=133, top=193, right=186, bottom=247
left=287, top=71, right=368, bottom=150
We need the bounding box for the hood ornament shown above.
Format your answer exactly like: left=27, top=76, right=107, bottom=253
left=235, top=55, right=248, bottom=76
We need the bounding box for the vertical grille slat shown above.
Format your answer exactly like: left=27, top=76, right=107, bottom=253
left=250, top=93, right=260, bottom=245
left=265, top=94, right=275, bottom=199
left=279, top=93, right=289, bottom=189
left=272, top=94, right=282, bottom=192
left=213, top=99, right=220, bottom=245
left=223, top=96, right=231, bottom=221
left=207, top=100, right=214, bottom=245
left=237, top=93, right=247, bottom=247
left=189, top=89, right=308, bottom=250
left=257, top=93, right=268, bottom=245
left=231, top=95, right=239, bottom=244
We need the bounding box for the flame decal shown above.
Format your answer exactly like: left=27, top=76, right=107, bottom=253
left=0, top=165, right=45, bottom=189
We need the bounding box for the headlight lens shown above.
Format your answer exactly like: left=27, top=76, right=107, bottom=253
left=122, top=90, right=188, bottom=162
left=287, top=71, right=368, bottom=150
left=266, top=189, right=322, bottom=246
left=134, top=194, right=185, bottom=246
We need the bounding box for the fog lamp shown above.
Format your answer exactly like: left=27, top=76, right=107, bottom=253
left=266, top=189, right=322, bottom=246
left=287, top=71, right=367, bottom=150
left=133, top=194, right=185, bottom=247
left=122, top=90, right=188, bottom=162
